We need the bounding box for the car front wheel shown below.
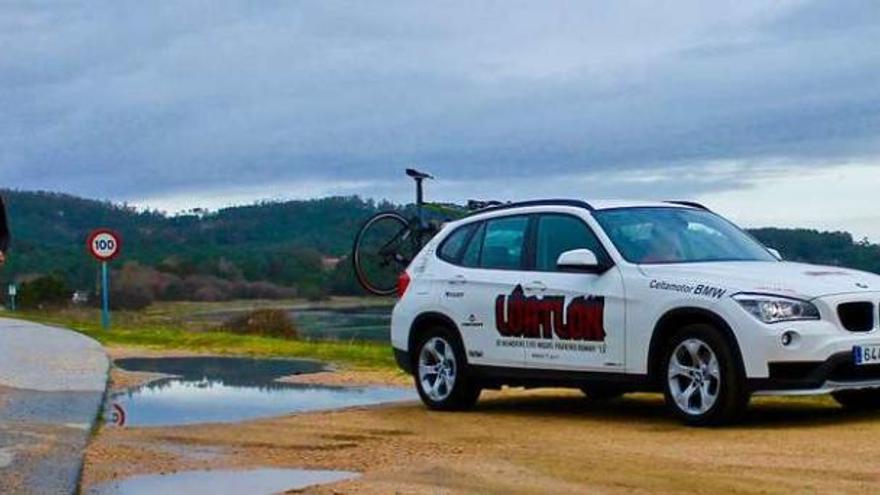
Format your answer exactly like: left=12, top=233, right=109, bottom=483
left=662, top=324, right=748, bottom=426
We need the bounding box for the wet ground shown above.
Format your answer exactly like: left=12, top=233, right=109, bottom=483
left=87, top=467, right=359, bottom=495
left=85, top=385, right=880, bottom=494
left=109, top=357, right=415, bottom=427
left=0, top=318, right=108, bottom=495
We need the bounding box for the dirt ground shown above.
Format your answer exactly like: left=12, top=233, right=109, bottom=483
left=83, top=348, right=880, bottom=494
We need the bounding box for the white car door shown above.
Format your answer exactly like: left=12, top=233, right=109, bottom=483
left=437, top=215, right=531, bottom=368
left=521, top=213, right=626, bottom=372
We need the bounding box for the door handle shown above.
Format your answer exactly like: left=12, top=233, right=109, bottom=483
left=448, top=275, right=467, bottom=286
left=524, top=281, right=547, bottom=292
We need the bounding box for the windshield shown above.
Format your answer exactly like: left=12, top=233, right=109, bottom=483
left=593, top=207, right=777, bottom=264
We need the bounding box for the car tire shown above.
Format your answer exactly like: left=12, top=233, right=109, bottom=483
left=580, top=386, right=625, bottom=401
left=662, top=324, right=748, bottom=426
left=832, top=389, right=880, bottom=410
left=413, top=327, right=481, bottom=411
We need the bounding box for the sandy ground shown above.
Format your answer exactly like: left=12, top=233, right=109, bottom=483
left=84, top=348, right=880, bottom=494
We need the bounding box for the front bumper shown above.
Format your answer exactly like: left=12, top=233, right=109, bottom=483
left=738, top=291, right=880, bottom=380
left=750, top=351, right=880, bottom=395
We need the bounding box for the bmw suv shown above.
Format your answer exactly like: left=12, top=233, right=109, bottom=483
left=390, top=200, right=880, bottom=425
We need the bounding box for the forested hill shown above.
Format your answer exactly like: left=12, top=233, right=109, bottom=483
left=1, top=190, right=393, bottom=296
left=2, top=189, right=880, bottom=300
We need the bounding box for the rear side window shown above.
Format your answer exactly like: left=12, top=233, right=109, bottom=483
left=481, top=216, right=529, bottom=270
left=461, top=222, right=485, bottom=267
left=437, top=224, right=475, bottom=263
left=535, top=214, right=607, bottom=271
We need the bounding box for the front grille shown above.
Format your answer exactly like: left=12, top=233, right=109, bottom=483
left=838, top=302, right=875, bottom=332
left=829, top=362, right=880, bottom=382
left=768, top=357, right=880, bottom=387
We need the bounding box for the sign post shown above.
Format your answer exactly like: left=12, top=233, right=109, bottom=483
left=87, top=229, right=122, bottom=330
left=7, top=284, right=16, bottom=312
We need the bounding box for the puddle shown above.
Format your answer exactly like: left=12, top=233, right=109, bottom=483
left=115, top=356, right=327, bottom=384
left=88, top=468, right=359, bottom=495
left=110, top=357, right=415, bottom=427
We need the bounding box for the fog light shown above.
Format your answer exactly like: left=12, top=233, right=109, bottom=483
left=781, top=331, right=797, bottom=347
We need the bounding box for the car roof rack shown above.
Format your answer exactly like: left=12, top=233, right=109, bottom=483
left=665, top=200, right=710, bottom=211
left=466, top=199, right=594, bottom=216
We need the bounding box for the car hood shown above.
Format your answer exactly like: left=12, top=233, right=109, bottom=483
left=638, top=261, right=880, bottom=300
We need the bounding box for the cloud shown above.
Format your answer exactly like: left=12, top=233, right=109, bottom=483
left=1, top=0, right=879, bottom=210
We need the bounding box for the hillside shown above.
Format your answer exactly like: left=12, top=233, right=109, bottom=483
left=2, top=189, right=880, bottom=302
left=1, top=190, right=396, bottom=299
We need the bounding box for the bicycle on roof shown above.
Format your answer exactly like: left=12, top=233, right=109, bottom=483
left=352, top=169, right=500, bottom=296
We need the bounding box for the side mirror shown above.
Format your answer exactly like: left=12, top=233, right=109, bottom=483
left=767, top=248, right=783, bottom=260
left=556, top=249, right=602, bottom=272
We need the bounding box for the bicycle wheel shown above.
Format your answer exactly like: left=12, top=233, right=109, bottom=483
left=353, top=212, right=419, bottom=295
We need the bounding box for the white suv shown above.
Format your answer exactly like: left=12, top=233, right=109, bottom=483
left=390, top=200, right=880, bottom=425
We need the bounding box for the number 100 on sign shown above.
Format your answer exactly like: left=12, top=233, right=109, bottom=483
left=88, top=230, right=122, bottom=261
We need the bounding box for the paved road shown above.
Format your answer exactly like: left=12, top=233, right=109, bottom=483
left=0, top=317, right=109, bottom=494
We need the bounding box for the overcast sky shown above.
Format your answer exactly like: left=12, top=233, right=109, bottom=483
left=2, top=1, right=880, bottom=238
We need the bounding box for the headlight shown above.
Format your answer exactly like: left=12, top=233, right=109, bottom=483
left=733, top=293, right=820, bottom=324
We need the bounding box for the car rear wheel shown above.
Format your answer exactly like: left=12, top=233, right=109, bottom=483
left=414, top=328, right=481, bottom=411
left=832, top=389, right=880, bottom=410
left=662, top=324, right=748, bottom=426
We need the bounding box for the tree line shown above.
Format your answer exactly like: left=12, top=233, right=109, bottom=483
left=1, top=189, right=879, bottom=309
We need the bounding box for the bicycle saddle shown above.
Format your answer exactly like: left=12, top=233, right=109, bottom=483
left=406, top=168, right=433, bottom=180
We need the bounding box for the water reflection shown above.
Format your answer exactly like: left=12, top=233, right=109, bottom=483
left=88, top=468, right=359, bottom=495
left=115, top=356, right=327, bottom=386
left=111, top=357, right=415, bottom=427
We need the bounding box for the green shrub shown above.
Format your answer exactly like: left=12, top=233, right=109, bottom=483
left=218, top=309, right=299, bottom=339
left=109, top=284, right=153, bottom=311
left=17, top=274, right=70, bottom=309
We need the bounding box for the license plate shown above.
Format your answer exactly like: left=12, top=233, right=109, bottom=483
left=854, top=345, right=880, bottom=365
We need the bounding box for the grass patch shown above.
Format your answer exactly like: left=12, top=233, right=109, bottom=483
left=16, top=304, right=396, bottom=370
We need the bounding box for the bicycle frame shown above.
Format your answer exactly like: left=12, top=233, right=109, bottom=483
left=415, top=175, right=426, bottom=223
left=353, top=168, right=482, bottom=295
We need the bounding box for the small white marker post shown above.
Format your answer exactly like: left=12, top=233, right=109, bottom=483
left=87, top=229, right=122, bottom=330
left=7, top=283, right=16, bottom=312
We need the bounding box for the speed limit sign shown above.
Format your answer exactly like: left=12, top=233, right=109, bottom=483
left=87, top=229, right=122, bottom=261
left=87, top=229, right=122, bottom=330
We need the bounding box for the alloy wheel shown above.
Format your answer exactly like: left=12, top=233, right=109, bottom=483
left=667, top=338, right=721, bottom=416
left=418, top=337, right=457, bottom=402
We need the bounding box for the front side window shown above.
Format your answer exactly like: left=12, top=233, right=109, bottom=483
left=480, top=216, right=528, bottom=269
left=593, top=207, right=776, bottom=264
left=535, top=214, right=607, bottom=271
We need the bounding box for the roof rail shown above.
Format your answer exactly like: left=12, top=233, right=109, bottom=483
left=665, top=200, right=710, bottom=211
left=467, top=199, right=594, bottom=217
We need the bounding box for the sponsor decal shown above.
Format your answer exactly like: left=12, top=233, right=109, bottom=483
left=753, top=285, right=798, bottom=294
left=461, top=313, right=484, bottom=328
left=495, top=285, right=606, bottom=342
left=804, top=270, right=848, bottom=277
left=649, top=280, right=727, bottom=299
